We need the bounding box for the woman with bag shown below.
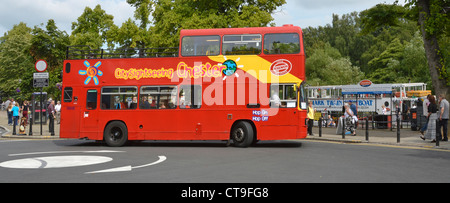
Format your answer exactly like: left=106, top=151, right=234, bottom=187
left=421, top=96, right=438, bottom=142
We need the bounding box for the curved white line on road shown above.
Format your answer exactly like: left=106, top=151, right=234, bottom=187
left=86, top=156, right=167, bottom=174
left=132, top=156, right=167, bottom=169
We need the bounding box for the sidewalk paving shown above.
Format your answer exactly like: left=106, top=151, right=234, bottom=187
left=0, top=110, right=60, bottom=139
left=0, top=109, right=449, bottom=150
left=306, top=125, right=450, bottom=150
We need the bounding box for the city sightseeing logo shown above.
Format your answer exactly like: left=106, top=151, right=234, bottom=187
left=219, top=56, right=244, bottom=80
left=79, top=61, right=103, bottom=85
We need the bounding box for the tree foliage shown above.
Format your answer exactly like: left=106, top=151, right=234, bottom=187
left=71, top=5, right=115, bottom=50
left=0, top=0, right=286, bottom=101
left=0, top=23, right=34, bottom=100
left=360, top=0, right=449, bottom=97
left=305, top=42, right=364, bottom=85
left=303, top=2, right=439, bottom=89
left=149, top=0, right=286, bottom=47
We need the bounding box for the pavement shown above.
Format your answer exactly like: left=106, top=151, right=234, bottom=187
left=0, top=110, right=60, bottom=139
left=306, top=124, right=450, bottom=150
left=0, top=110, right=449, bottom=150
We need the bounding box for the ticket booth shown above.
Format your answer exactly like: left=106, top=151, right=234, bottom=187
left=31, top=92, right=47, bottom=125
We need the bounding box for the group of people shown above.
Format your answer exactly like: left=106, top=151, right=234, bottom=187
left=306, top=101, right=358, bottom=136
left=2, top=98, right=61, bottom=136
left=419, top=94, right=449, bottom=142
left=3, top=98, right=22, bottom=126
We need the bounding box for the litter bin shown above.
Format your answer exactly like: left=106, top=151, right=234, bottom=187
left=375, top=115, right=388, bottom=129
left=410, top=108, right=418, bottom=131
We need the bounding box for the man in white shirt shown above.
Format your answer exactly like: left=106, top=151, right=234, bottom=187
left=55, top=101, right=61, bottom=124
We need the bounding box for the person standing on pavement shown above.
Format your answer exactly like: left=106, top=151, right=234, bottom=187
left=47, top=100, right=56, bottom=136
left=420, top=94, right=431, bottom=135
left=348, top=101, right=358, bottom=128
left=6, top=102, right=13, bottom=125
left=439, top=94, right=449, bottom=141
left=4, top=99, right=11, bottom=124
left=11, top=103, right=19, bottom=126
left=55, top=101, right=61, bottom=124
left=307, top=101, right=315, bottom=136
left=421, top=95, right=438, bottom=142
left=21, top=100, right=29, bottom=126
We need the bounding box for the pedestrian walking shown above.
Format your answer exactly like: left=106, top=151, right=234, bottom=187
left=439, top=94, right=449, bottom=141
left=47, top=100, right=56, bottom=136
left=12, top=103, right=19, bottom=126
left=421, top=95, right=438, bottom=142
left=307, top=101, right=315, bottom=136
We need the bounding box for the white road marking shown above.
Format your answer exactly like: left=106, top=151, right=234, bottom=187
left=0, top=156, right=112, bottom=169
left=86, top=156, right=167, bottom=174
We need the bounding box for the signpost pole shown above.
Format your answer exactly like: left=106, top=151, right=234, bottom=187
left=40, top=87, right=43, bottom=135
left=34, top=60, right=48, bottom=136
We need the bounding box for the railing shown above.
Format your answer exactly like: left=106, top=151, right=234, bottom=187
left=66, top=45, right=179, bottom=60
left=316, top=112, right=442, bottom=147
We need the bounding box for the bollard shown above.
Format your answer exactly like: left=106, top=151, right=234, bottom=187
left=365, top=117, right=369, bottom=142
left=342, top=117, right=345, bottom=139
left=319, top=117, right=322, bottom=137
left=12, top=117, right=16, bottom=135
left=397, top=115, right=400, bottom=143
left=436, top=119, right=440, bottom=147
left=28, top=117, right=33, bottom=136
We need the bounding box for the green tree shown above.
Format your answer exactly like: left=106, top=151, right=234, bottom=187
left=412, top=0, right=449, bottom=97
left=360, top=4, right=407, bottom=35
left=401, top=31, right=430, bottom=85
left=30, top=19, right=70, bottom=100
left=0, top=23, right=34, bottom=100
left=149, top=0, right=286, bottom=47
left=31, top=19, right=69, bottom=67
left=305, top=43, right=364, bottom=85
left=361, top=1, right=449, bottom=97
left=105, top=0, right=153, bottom=52
left=367, top=38, right=405, bottom=73
left=127, top=0, right=153, bottom=30
left=303, top=13, right=377, bottom=72
left=70, top=5, right=116, bottom=50
left=107, top=18, right=140, bottom=47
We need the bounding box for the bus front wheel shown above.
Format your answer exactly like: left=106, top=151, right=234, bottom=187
left=104, top=121, right=128, bottom=147
left=231, top=121, right=254, bottom=148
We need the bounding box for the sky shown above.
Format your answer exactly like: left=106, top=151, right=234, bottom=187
left=0, top=0, right=399, bottom=37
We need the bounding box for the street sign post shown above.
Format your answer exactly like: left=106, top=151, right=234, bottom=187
left=34, top=60, right=48, bottom=136
left=33, top=72, right=49, bottom=88
left=35, top=60, right=47, bottom=72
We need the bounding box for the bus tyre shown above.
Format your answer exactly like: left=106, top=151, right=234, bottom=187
left=104, top=121, right=128, bottom=147
left=231, top=121, right=254, bottom=148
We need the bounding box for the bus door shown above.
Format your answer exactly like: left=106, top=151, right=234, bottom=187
left=60, top=86, right=81, bottom=138
left=81, top=88, right=100, bottom=138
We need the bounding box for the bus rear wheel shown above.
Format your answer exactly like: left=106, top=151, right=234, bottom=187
left=104, top=121, right=128, bottom=147
left=231, top=121, right=254, bottom=148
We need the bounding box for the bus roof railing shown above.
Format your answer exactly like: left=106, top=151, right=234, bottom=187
left=66, top=45, right=179, bottom=60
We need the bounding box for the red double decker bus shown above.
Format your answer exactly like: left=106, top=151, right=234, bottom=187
left=61, top=25, right=308, bottom=147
